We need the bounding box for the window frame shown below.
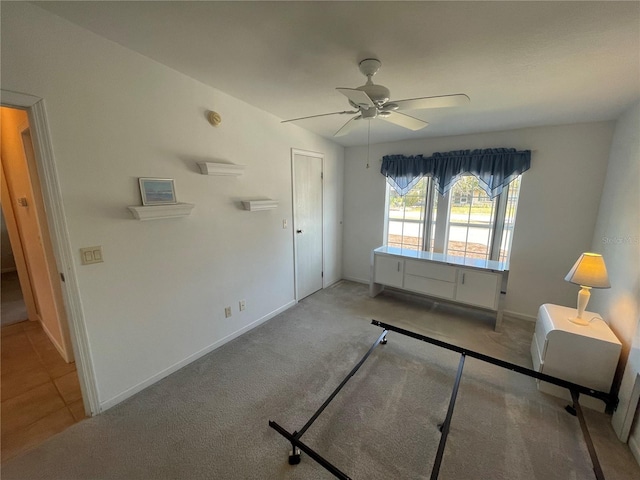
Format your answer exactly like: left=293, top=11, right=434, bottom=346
left=385, top=175, right=520, bottom=262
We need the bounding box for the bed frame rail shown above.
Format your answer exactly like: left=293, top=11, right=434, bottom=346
left=268, top=319, right=615, bottom=480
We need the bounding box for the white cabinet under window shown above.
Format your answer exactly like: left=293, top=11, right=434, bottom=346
left=370, top=246, right=508, bottom=330
left=373, top=254, right=404, bottom=288
left=403, top=259, right=457, bottom=300
left=456, top=269, right=501, bottom=310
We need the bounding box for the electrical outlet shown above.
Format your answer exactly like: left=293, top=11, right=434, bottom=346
left=239, top=300, right=246, bottom=311
left=224, top=306, right=232, bottom=318
left=282, top=219, right=287, bottom=229
left=80, top=246, right=104, bottom=265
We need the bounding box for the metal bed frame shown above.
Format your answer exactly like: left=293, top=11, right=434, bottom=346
left=269, top=320, right=617, bottom=480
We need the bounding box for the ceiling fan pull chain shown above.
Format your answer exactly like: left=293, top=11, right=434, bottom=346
left=366, top=121, right=371, bottom=169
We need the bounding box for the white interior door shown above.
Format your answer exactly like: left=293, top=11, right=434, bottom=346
left=293, top=151, right=323, bottom=300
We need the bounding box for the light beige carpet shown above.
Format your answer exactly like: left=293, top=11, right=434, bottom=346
left=2, top=281, right=639, bottom=479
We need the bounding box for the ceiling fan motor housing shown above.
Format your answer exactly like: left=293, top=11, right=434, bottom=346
left=353, top=58, right=390, bottom=107
left=359, top=58, right=382, bottom=77
left=356, top=83, right=390, bottom=106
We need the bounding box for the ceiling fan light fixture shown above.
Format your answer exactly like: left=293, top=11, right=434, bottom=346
left=360, top=107, right=378, bottom=119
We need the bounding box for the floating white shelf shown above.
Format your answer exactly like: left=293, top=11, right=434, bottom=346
left=197, top=162, right=245, bottom=176
left=242, top=200, right=278, bottom=211
left=128, top=203, right=195, bottom=220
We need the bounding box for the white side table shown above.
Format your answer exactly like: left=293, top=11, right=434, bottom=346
left=530, top=303, right=621, bottom=411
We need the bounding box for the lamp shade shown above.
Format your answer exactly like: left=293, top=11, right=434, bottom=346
left=564, top=253, right=611, bottom=288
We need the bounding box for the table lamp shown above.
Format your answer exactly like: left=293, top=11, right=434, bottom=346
left=564, top=252, right=610, bottom=325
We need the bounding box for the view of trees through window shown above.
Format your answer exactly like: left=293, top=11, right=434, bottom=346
left=386, top=175, right=521, bottom=262
left=388, top=177, right=430, bottom=250
left=447, top=176, right=496, bottom=259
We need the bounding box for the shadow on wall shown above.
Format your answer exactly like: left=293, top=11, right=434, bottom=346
left=610, top=290, right=640, bottom=391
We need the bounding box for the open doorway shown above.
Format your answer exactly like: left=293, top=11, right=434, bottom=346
left=1, top=106, right=86, bottom=462
left=1, top=209, right=28, bottom=326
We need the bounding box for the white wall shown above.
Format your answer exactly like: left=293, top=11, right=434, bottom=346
left=343, top=123, right=614, bottom=318
left=1, top=210, right=16, bottom=272
left=1, top=2, right=344, bottom=410
left=588, top=101, right=639, bottom=442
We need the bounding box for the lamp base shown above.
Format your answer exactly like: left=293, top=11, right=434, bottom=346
left=569, top=286, right=592, bottom=326
left=568, top=316, right=590, bottom=326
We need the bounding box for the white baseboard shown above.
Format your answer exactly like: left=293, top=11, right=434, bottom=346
left=341, top=275, right=368, bottom=285
left=99, top=300, right=296, bottom=412
left=503, top=310, right=536, bottom=322
left=324, top=278, right=344, bottom=288
left=342, top=279, right=538, bottom=324
left=630, top=434, right=640, bottom=468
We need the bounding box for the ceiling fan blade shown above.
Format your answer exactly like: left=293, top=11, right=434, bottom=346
left=380, top=111, right=428, bottom=131
left=392, top=94, right=470, bottom=111
left=281, top=110, right=358, bottom=123
left=336, top=88, right=375, bottom=108
left=334, top=116, right=360, bottom=137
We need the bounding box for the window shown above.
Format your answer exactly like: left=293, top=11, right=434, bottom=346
left=385, top=175, right=521, bottom=263
left=387, top=177, right=428, bottom=250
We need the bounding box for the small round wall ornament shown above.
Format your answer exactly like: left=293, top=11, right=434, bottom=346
left=208, top=111, right=222, bottom=126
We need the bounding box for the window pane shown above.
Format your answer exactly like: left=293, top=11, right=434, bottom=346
left=386, top=178, right=428, bottom=251
left=447, top=176, right=496, bottom=261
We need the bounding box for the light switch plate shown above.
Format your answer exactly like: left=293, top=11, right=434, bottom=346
left=80, top=246, right=104, bottom=265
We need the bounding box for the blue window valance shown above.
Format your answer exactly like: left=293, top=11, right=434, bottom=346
left=381, top=148, right=531, bottom=198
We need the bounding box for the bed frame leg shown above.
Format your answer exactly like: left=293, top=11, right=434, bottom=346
left=381, top=334, right=387, bottom=345
left=565, top=404, right=577, bottom=416
left=288, top=446, right=301, bottom=465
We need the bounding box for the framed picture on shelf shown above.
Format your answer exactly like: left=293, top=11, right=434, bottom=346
left=138, top=178, right=177, bottom=206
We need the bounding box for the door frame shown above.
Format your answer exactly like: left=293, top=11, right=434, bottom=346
left=614, top=372, right=640, bottom=442
left=291, top=148, right=324, bottom=302
left=1, top=89, right=99, bottom=416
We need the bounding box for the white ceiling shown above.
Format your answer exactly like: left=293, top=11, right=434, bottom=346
left=35, top=1, right=640, bottom=147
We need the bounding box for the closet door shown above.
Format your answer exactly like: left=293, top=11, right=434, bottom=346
left=293, top=151, right=323, bottom=300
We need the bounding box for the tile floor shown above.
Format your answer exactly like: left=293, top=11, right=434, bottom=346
left=1, top=320, right=86, bottom=462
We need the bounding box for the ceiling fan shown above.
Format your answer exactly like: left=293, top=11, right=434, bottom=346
left=282, top=58, right=470, bottom=137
